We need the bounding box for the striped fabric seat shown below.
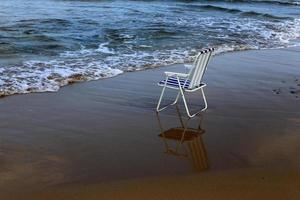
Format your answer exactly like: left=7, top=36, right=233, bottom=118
left=159, top=77, right=191, bottom=89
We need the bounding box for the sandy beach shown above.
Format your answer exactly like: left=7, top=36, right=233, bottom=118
left=0, top=47, right=300, bottom=199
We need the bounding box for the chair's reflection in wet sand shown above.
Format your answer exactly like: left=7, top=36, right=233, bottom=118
left=156, top=106, right=209, bottom=172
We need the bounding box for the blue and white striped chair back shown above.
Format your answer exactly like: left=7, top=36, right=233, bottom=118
left=188, top=48, right=214, bottom=89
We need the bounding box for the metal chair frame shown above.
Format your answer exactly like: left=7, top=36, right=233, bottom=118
left=156, top=48, right=214, bottom=118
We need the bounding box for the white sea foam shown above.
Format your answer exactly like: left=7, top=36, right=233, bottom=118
left=96, top=42, right=115, bottom=54
left=139, top=45, right=152, bottom=48
left=0, top=46, right=196, bottom=96
left=0, top=60, right=123, bottom=96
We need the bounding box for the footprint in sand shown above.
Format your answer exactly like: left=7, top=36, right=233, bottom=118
left=272, top=88, right=281, bottom=95
left=273, top=78, right=300, bottom=98
left=292, top=78, right=300, bottom=98
left=289, top=90, right=299, bottom=98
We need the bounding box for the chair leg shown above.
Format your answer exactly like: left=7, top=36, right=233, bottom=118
left=156, top=86, right=166, bottom=112
left=180, top=89, right=194, bottom=118
left=171, top=91, right=180, bottom=105
left=179, top=87, right=207, bottom=118
left=201, top=87, right=208, bottom=111
left=156, top=88, right=180, bottom=112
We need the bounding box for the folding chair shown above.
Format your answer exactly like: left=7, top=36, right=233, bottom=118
left=156, top=48, right=214, bottom=118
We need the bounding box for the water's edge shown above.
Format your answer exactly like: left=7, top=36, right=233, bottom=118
left=1, top=45, right=298, bottom=99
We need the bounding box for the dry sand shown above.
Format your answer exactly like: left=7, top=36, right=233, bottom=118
left=0, top=47, right=299, bottom=199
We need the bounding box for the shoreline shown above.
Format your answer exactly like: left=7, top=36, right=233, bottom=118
left=0, top=46, right=299, bottom=199
left=1, top=44, right=300, bottom=99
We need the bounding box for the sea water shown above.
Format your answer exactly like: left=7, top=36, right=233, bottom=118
left=0, top=0, right=299, bottom=96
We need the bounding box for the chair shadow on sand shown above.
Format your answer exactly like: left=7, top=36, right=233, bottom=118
left=156, top=106, right=209, bottom=172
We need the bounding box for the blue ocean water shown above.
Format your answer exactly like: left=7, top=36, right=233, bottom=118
left=0, top=0, right=299, bottom=96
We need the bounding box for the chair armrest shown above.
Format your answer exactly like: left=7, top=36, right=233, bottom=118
left=164, top=71, right=189, bottom=78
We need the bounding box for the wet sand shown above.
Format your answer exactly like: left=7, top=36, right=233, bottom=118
left=0, top=47, right=300, bottom=199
